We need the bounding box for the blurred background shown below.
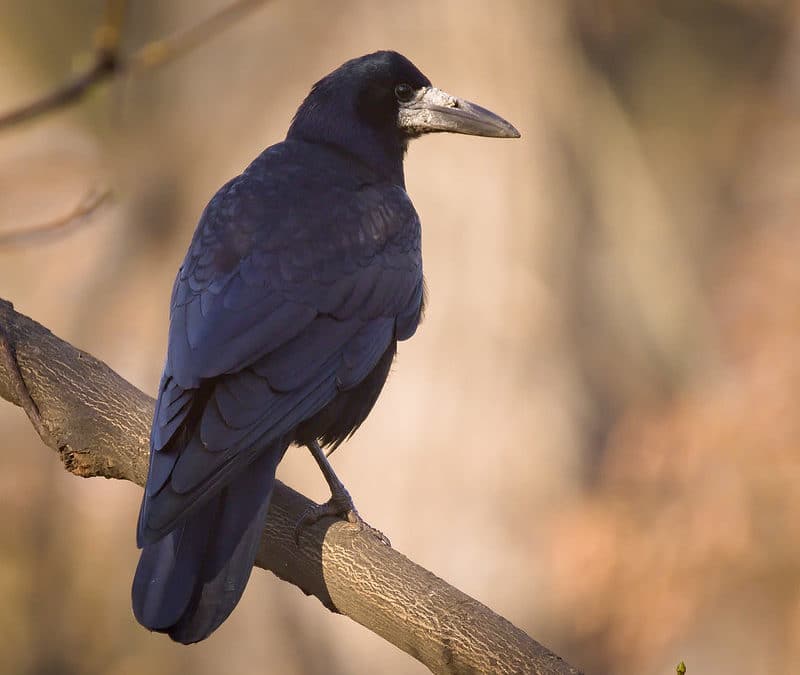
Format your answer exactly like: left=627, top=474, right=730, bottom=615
left=1, top=1, right=799, bottom=673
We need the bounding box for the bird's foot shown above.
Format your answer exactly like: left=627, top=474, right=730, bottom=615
left=293, top=490, right=390, bottom=546
left=293, top=492, right=356, bottom=544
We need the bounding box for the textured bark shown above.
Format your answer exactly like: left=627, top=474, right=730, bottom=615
left=0, top=297, right=581, bottom=675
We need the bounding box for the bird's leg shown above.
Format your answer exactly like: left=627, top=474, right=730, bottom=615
left=294, top=440, right=390, bottom=546
left=308, top=440, right=358, bottom=521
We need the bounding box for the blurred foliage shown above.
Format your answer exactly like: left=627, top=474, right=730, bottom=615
left=1, top=1, right=799, bottom=674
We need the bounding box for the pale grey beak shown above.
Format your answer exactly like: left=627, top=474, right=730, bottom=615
left=398, top=87, right=520, bottom=139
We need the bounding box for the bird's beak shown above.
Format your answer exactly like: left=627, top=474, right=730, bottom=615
left=398, top=86, right=520, bottom=139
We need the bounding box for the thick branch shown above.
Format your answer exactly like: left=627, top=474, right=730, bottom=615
left=0, top=298, right=581, bottom=675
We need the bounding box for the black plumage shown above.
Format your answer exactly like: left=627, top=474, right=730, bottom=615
left=133, top=50, right=519, bottom=644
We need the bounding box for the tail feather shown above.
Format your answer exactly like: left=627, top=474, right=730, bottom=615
left=132, top=447, right=282, bottom=644
left=132, top=509, right=210, bottom=630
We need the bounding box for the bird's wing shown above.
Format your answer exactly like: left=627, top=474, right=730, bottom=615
left=140, top=167, right=423, bottom=543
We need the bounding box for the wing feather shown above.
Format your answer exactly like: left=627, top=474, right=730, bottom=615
left=140, top=144, right=424, bottom=542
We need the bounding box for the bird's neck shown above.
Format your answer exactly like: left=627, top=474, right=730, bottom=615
left=286, top=119, right=406, bottom=187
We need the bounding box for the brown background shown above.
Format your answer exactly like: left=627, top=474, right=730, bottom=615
left=1, top=1, right=799, bottom=673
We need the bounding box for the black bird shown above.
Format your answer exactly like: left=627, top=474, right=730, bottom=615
left=132, top=50, right=519, bottom=644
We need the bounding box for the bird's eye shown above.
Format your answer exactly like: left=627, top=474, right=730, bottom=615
left=394, top=83, right=414, bottom=103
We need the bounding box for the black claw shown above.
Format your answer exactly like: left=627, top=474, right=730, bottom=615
left=293, top=494, right=355, bottom=544
left=293, top=498, right=391, bottom=547
left=360, top=521, right=391, bottom=547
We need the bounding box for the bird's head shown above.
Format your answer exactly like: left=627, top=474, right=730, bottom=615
left=287, top=51, right=519, bottom=183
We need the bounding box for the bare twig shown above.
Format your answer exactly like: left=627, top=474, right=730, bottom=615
left=126, top=0, right=269, bottom=72
left=0, top=188, right=112, bottom=248
left=0, top=297, right=582, bottom=675
left=0, top=57, right=117, bottom=129
left=0, top=0, right=271, bottom=131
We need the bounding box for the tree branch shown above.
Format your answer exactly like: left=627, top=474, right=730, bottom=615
left=0, top=0, right=271, bottom=131
left=0, top=187, right=112, bottom=248
left=0, top=297, right=581, bottom=675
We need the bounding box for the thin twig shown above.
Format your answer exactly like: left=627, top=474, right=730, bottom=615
left=0, top=0, right=271, bottom=131
left=0, top=58, right=117, bottom=129
left=0, top=188, right=113, bottom=248
left=127, top=0, right=269, bottom=73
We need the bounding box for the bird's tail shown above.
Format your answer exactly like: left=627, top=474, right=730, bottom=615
left=131, top=448, right=280, bottom=644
